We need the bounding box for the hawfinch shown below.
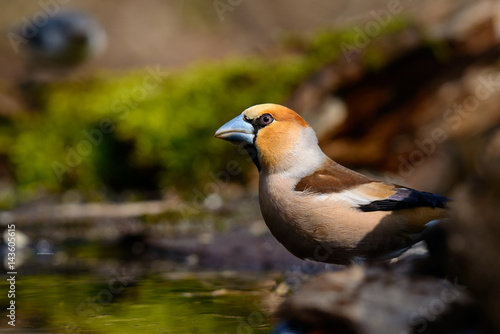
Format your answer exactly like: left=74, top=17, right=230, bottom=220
left=214, top=104, right=448, bottom=264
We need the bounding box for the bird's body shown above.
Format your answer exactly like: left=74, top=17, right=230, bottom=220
left=215, top=104, right=448, bottom=264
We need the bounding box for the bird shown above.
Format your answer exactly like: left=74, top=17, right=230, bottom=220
left=214, top=103, right=449, bottom=265
left=15, top=10, right=107, bottom=72
left=12, top=10, right=107, bottom=109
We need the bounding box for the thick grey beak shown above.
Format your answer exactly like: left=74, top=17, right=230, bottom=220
left=214, top=114, right=255, bottom=145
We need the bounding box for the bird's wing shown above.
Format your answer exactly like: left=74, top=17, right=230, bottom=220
left=356, top=184, right=449, bottom=212
left=294, top=159, right=375, bottom=194
left=294, top=159, right=449, bottom=212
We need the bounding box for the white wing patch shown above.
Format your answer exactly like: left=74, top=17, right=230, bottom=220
left=310, top=188, right=387, bottom=207
left=338, top=190, right=375, bottom=206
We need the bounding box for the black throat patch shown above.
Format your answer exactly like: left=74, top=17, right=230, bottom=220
left=244, top=144, right=261, bottom=172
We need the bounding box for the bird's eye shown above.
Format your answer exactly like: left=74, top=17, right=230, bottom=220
left=258, top=114, right=274, bottom=126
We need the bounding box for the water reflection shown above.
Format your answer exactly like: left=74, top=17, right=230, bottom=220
left=0, top=269, right=275, bottom=333
left=0, top=202, right=338, bottom=333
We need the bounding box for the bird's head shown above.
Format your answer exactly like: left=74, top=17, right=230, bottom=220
left=215, top=104, right=325, bottom=174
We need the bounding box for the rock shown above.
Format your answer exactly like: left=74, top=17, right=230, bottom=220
left=275, top=260, right=478, bottom=334
left=447, top=127, right=500, bottom=331
left=302, top=96, right=348, bottom=139
left=286, top=4, right=500, bottom=196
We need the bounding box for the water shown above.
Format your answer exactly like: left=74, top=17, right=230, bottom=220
left=0, top=270, right=275, bottom=333
left=0, top=201, right=328, bottom=333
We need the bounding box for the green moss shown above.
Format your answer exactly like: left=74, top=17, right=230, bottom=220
left=3, top=57, right=311, bottom=201
left=0, top=17, right=422, bottom=204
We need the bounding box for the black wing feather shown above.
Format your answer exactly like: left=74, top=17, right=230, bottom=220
left=358, top=187, right=449, bottom=212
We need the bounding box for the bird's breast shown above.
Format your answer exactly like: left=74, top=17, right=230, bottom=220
left=258, top=173, right=409, bottom=264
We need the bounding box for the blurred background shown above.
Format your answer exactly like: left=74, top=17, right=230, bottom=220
left=1, top=0, right=500, bottom=333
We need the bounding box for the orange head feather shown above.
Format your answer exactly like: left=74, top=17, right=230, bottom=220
left=242, top=104, right=313, bottom=172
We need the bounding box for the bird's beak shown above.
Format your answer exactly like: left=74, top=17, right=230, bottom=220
left=214, top=114, right=255, bottom=145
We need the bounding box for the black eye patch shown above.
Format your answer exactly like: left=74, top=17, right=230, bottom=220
left=243, top=113, right=275, bottom=132
left=253, top=113, right=274, bottom=130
